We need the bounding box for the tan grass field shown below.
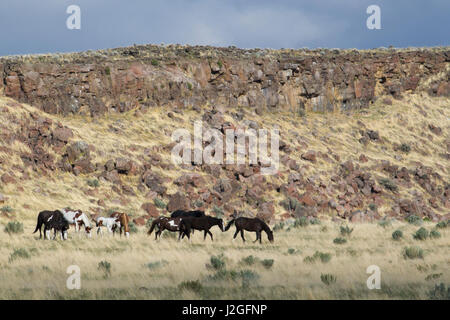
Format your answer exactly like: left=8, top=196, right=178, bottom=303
left=0, top=92, right=448, bottom=299
left=0, top=219, right=448, bottom=300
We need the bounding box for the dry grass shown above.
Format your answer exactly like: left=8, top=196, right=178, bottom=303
left=0, top=220, right=448, bottom=299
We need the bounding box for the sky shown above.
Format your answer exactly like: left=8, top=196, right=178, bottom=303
left=0, top=0, right=448, bottom=56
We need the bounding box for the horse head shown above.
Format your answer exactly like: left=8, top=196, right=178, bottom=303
left=267, top=230, right=274, bottom=242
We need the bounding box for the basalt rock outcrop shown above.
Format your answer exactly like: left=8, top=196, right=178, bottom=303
left=0, top=45, right=448, bottom=116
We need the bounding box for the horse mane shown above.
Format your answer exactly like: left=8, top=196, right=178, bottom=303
left=259, top=219, right=271, bottom=233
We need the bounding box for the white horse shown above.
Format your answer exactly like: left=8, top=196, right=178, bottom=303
left=95, top=217, right=121, bottom=236
left=61, top=208, right=93, bottom=238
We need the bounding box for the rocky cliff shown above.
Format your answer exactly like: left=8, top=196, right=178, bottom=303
left=1, top=45, right=449, bottom=116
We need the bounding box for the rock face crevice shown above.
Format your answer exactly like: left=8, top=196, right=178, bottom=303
left=0, top=45, right=449, bottom=116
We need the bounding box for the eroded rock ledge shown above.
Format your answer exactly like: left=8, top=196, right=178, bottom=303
left=1, top=45, right=449, bottom=116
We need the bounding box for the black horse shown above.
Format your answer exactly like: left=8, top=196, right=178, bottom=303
left=179, top=216, right=224, bottom=241
left=171, top=210, right=205, bottom=235
left=225, top=217, right=274, bottom=244
left=170, top=210, right=205, bottom=218
left=33, top=210, right=69, bottom=240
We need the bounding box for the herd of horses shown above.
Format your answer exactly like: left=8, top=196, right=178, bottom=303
left=32, top=209, right=274, bottom=244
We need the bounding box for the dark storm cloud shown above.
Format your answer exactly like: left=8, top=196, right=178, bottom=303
left=0, top=0, right=448, bottom=56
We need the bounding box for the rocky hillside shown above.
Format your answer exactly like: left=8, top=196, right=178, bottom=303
left=0, top=45, right=449, bottom=226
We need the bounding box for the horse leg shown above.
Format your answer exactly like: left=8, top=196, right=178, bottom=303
left=203, top=230, right=207, bottom=241
left=240, top=230, right=245, bottom=242
left=208, top=230, right=213, bottom=241
left=233, top=229, right=239, bottom=241
left=253, top=231, right=260, bottom=243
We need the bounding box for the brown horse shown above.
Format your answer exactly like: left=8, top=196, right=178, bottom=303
left=147, top=216, right=185, bottom=240
left=110, top=212, right=130, bottom=238
left=224, top=217, right=274, bottom=244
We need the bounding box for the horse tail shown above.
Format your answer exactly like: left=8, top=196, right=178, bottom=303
left=122, top=213, right=130, bottom=234
left=33, top=215, right=42, bottom=234
left=147, top=218, right=158, bottom=235
left=224, top=219, right=235, bottom=231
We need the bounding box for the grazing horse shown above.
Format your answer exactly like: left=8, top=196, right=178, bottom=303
left=75, top=213, right=93, bottom=238
left=170, top=210, right=205, bottom=218
left=110, top=212, right=130, bottom=238
left=170, top=210, right=205, bottom=235
left=96, top=216, right=121, bottom=236
left=225, top=217, right=274, bottom=244
left=61, top=208, right=93, bottom=237
left=179, top=216, right=224, bottom=241
left=33, top=210, right=69, bottom=240
left=147, top=216, right=185, bottom=240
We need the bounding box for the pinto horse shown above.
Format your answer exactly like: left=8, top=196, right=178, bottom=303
left=61, top=208, right=93, bottom=238
left=225, top=217, right=274, bottom=244
left=179, top=216, right=224, bottom=241
left=110, top=212, right=130, bottom=238
left=96, top=216, right=121, bottom=236
left=147, top=216, right=185, bottom=240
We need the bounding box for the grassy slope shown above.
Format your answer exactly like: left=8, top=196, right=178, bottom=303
left=0, top=92, right=448, bottom=299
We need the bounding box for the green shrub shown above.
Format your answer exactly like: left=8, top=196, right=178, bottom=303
left=0, top=206, right=14, bottom=213
left=4, top=221, right=24, bottom=234
left=261, top=259, right=274, bottom=269
left=379, top=178, right=398, bottom=192
left=128, top=222, right=138, bottom=234
left=151, top=59, right=159, bottom=66
left=87, top=179, right=100, bottom=188
left=333, top=237, right=347, bottom=244
left=241, top=255, right=257, bottom=266
left=403, top=246, right=424, bottom=259
left=146, top=260, right=168, bottom=270
left=217, top=61, right=223, bottom=69
left=425, top=273, right=443, bottom=281
left=406, top=215, right=422, bottom=225
left=309, top=218, right=321, bottom=225
left=212, top=206, right=224, bottom=218
left=317, top=252, right=332, bottom=263
left=320, top=273, right=337, bottom=285
left=187, top=82, right=193, bottom=90
left=105, top=66, right=111, bottom=75
left=154, top=198, right=166, bottom=209
left=178, top=280, right=203, bottom=293
left=340, top=225, right=354, bottom=236
left=273, top=222, right=284, bottom=232
left=98, top=260, right=112, bottom=277
left=240, top=269, right=259, bottom=287
left=392, top=230, right=403, bottom=240
left=287, top=248, right=298, bottom=255
left=294, top=216, right=308, bottom=228
left=194, top=200, right=204, bottom=208
left=413, top=227, right=429, bottom=240
left=304, top=251, right=332, bottom=263
left=209, top=254, right=225, bottom=270
left=378, top=219, right=392, bottom=228
left=435, top=221, right=448, bottom=229
left=428, top=283, right=450, bottom=300
left=429, top=230, right=441, bottom=239
left=399, top=143, right=411, bottom=153
left=9, top=248, right=30, bottom=263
